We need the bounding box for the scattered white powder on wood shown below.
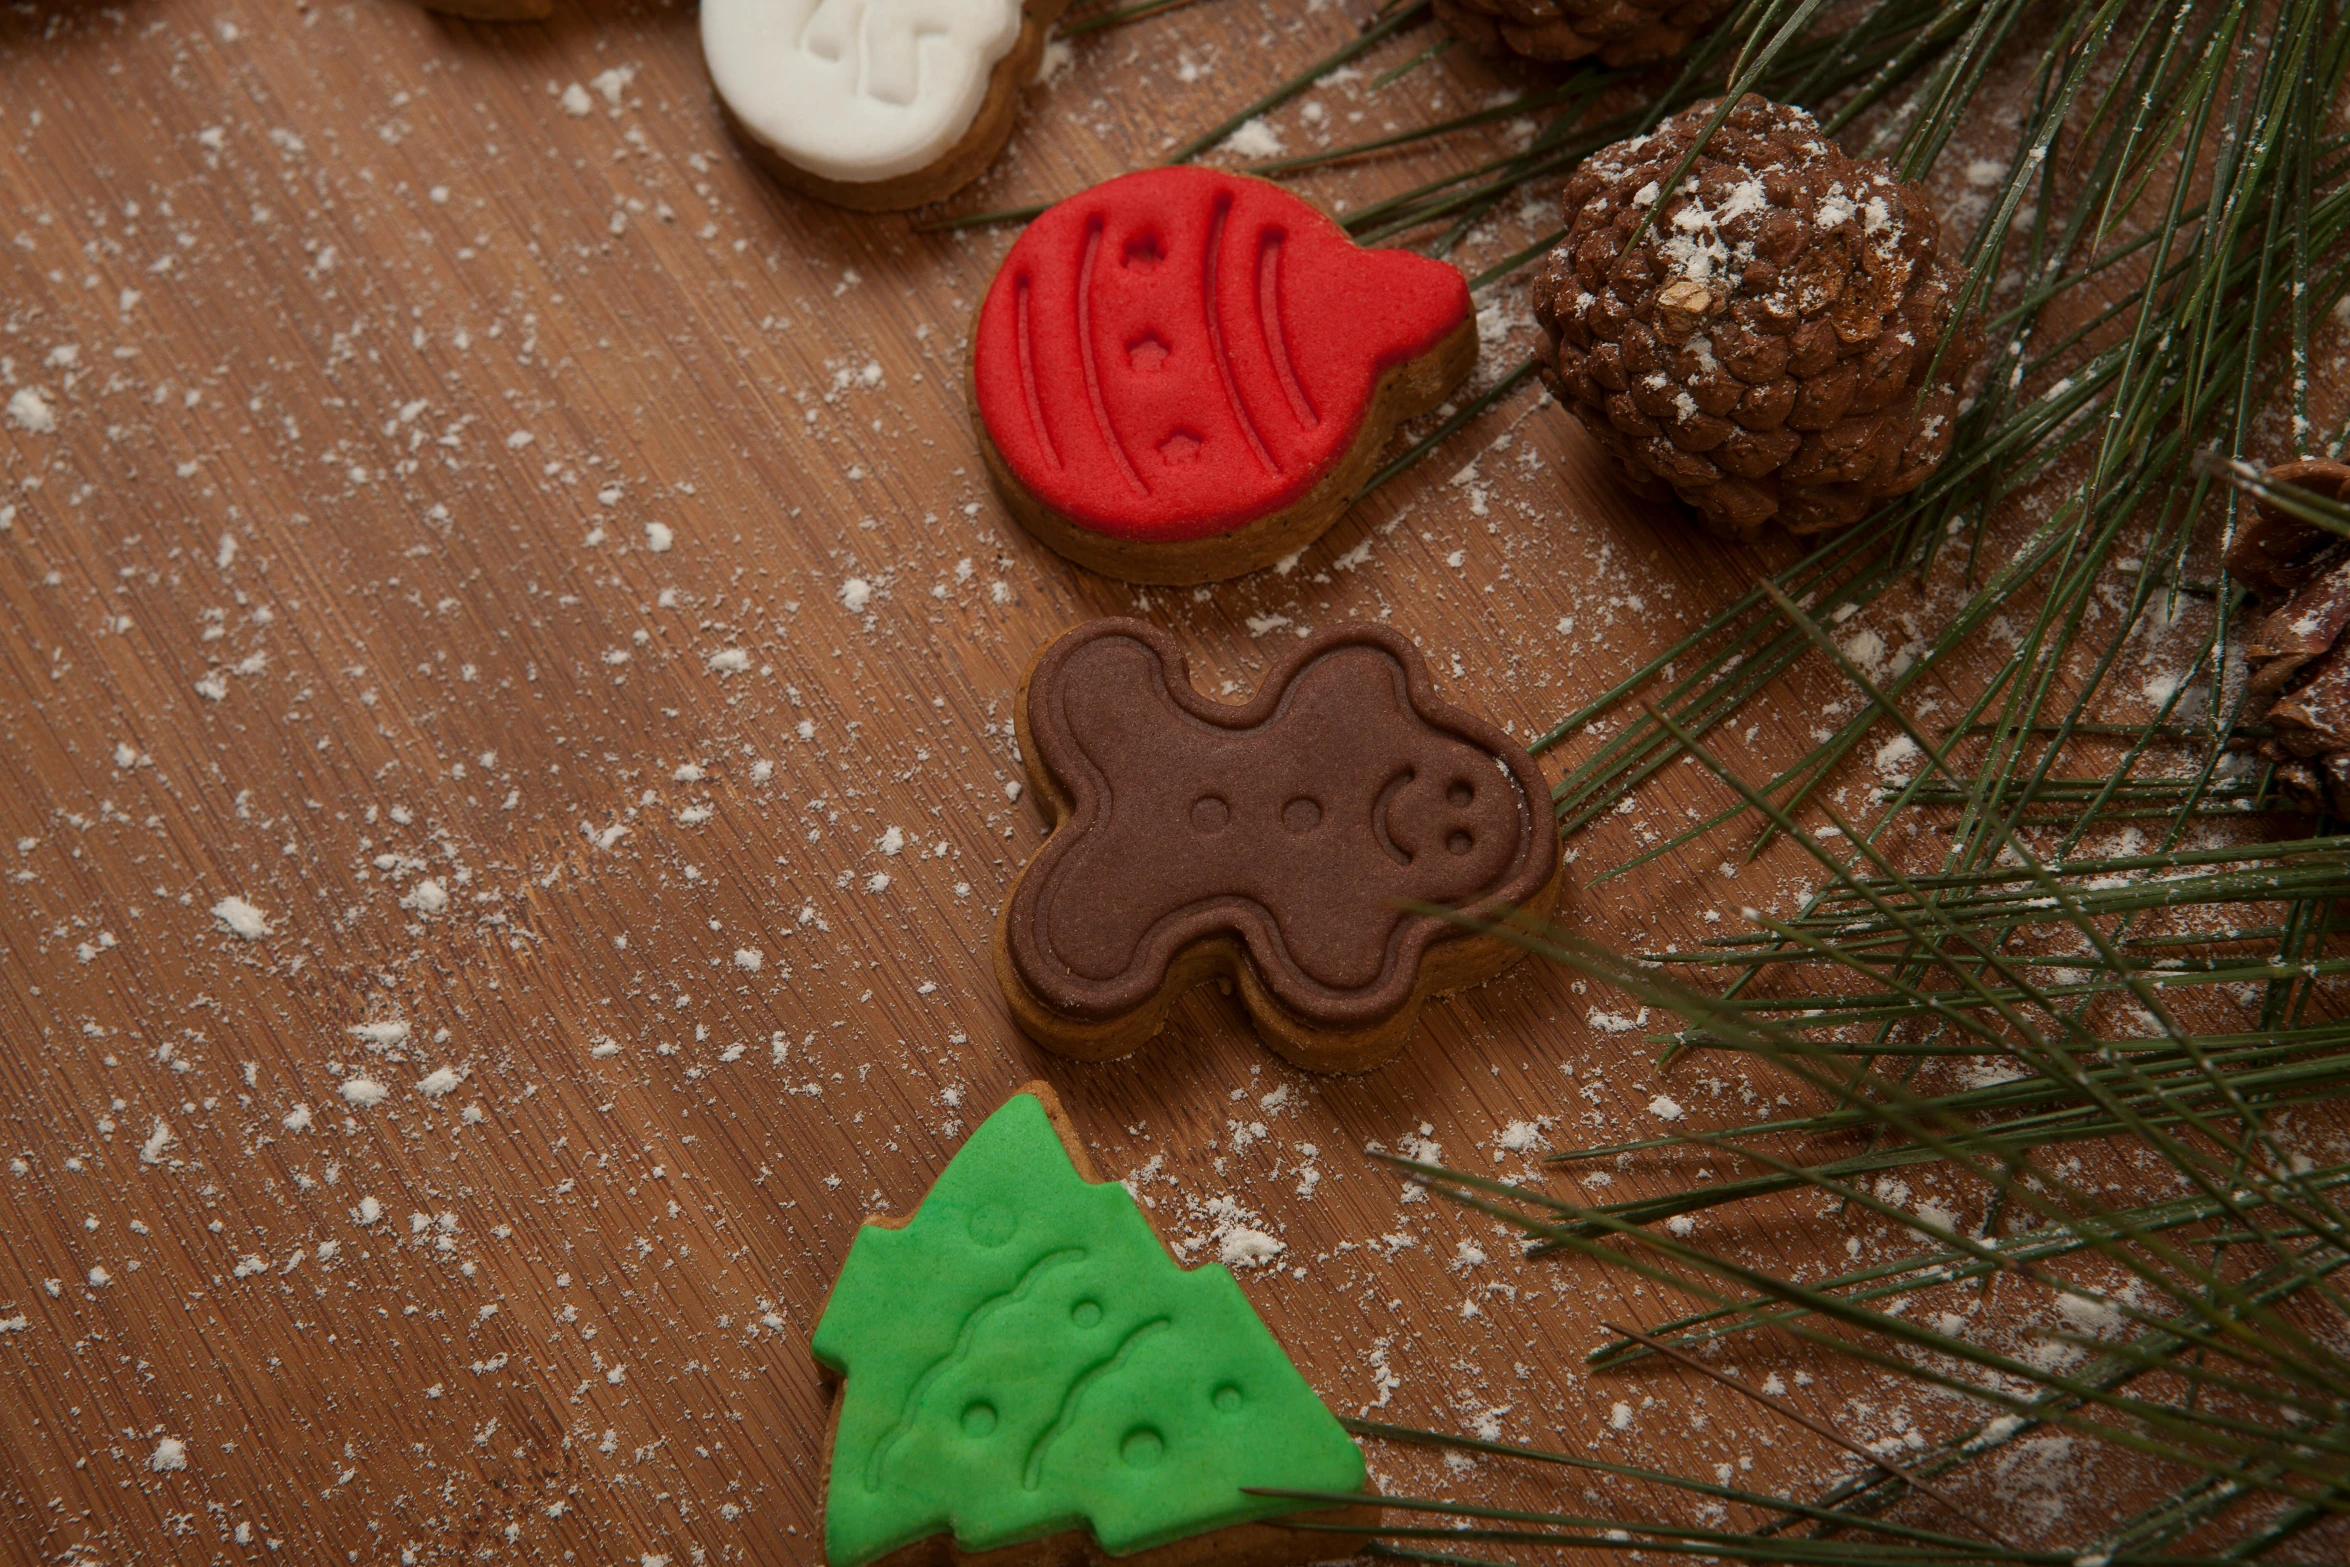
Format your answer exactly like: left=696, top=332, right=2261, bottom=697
left=282, top=1105, right=312, bottom=1133
left=2056, top=1292, right=2128, bottom=1340
left=149, top=1437, right=187, bottom=1472
left=733, top=949, right=764, bottom=972
left=340, top=1078, right=388, bottom=1107
left=416, top=1066, right=465, bottom=1098
left=1218, top=1227, right=1284, bottom=1267
left=840, top=577, right=874, bottom=613
left=1221, top=117, right=1284, bottom=158
left=707, top=648, right=750, bottom=674
left=1648, top=1095, right=1684, bottom=1121
left=401, top=878, right=448, bottom=915
left=1838, top=628, right=1889, bottom=679
left=590, top=64, right=634, bottom=106
left=139, top=1121, right=174, bottom=1164
left=210, top=896, right=270, bottom=939
left=7, top=388, right=55, bottom=433
left=349, top=1020, right=409, bottom=1048
left=559, top=82, right=593, bottom=117
left=645, top=522, right=673, bottom=553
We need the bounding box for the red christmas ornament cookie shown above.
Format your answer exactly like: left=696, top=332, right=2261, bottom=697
left=971, top=168, right=1478, bottom=584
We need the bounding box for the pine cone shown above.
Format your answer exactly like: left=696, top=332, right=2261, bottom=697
left=2227, top=458, right=2350, bottom=817
left=1531, top=96, right=1980, bottom=541
left=1434, top=0, right=1733, bottom=67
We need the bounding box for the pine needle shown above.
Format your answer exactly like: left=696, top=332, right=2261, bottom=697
left=1272, top=1, right=2350, bottom=1557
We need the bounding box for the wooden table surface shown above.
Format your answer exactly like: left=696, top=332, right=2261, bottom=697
left=0, top=1, right=1956, bottom=1560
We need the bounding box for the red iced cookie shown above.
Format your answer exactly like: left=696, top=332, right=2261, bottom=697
left=971, top=168, right=1477, bottom=584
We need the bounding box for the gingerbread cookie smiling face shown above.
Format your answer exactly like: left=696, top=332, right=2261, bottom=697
left=971, top=168, right=1478, bottom=583
left=997, top=619, right=1563, bottom=1072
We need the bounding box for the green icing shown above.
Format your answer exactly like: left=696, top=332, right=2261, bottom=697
left=811, top=1093, right=1366, bottom=1567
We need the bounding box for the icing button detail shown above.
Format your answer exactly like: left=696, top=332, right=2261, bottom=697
left=1281, top=797, right=1322, bottom=834
left=1213, top=1384, right=1243, bottom=1412
left=967, top=1205, right=1017, bottom=1247
left=961, top=1401, right=998, bottom=1437
left=1120, top=1427, right=1166, bottom=1467
left=1190, top=795, right=1230, bottom=833
left=1070, top=1299, right=1102, bottom=1328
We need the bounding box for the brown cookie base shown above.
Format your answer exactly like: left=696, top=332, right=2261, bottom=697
left=721, top=0, right=1068, bottom=214
left=975, top=314, right=1479, bottom=585
left=993, top=646, right=1566, bottom=1075
left=418, top=0, right=549, bottom=21
left=814, top=1082, right=1383, bottom=1567
left=836, top=1509, right=1383, bottom=1567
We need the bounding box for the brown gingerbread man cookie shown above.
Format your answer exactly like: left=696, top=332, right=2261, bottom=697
left=996, top=618, right=1564, bottom=1072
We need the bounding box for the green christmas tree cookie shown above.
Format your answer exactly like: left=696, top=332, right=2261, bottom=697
left=811, top=1084, right=1372, bottom=1566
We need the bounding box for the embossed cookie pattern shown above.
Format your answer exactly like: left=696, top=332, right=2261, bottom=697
left=996, top=619, right=1564, bottom=1072
left=971, top=168, right=1477, bottom=582
left=703, top=0, right=1068, bottom=211
left=812, top=1084, right=1376, bottom=1566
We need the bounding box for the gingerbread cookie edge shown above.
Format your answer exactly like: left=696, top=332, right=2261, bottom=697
left=994, top=621, right=1564, bottom=1072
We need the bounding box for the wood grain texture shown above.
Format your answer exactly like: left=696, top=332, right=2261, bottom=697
left=0, top=1, right=2028, bottom=1562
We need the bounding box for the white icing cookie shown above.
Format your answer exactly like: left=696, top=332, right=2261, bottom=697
left=702, top=0, right=1027, bottom=186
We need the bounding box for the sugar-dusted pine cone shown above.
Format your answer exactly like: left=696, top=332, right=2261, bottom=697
left=1531, top=95, right=1981, bottom=540
left=1434, top=0, right=1733, bottom=67
left=2227, top=458, right=2350, bottom=817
